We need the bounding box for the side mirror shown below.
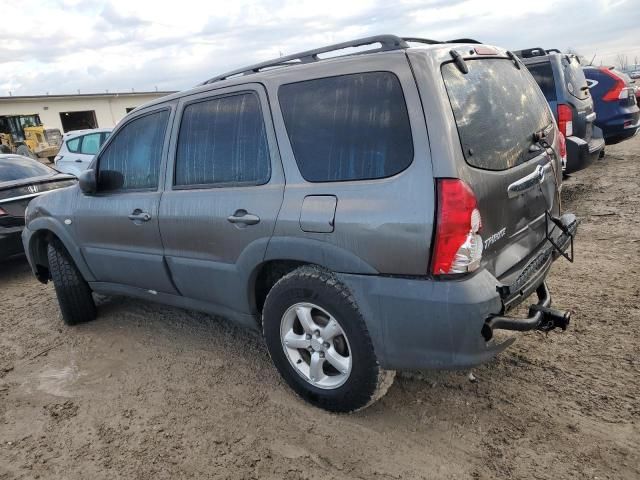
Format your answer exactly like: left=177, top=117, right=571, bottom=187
left=78, top=169, right=97, bottom=194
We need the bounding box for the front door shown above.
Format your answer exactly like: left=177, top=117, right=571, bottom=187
left=74, top=107, right=178, bottom=294
left=159, top=85, right=284, bottom=313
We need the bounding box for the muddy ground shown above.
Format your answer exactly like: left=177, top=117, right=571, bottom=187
left=1, top=136, right=639, bottom=480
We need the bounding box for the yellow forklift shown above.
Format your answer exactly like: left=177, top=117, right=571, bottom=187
left=0, top=114, right=62, bottom=163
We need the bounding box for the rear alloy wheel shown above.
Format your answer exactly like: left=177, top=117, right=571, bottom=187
left=280, top=302, right=353, bottom=389
left=263, top=266, right=395, bottom=412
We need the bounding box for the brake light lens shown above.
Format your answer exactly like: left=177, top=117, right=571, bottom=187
left=600, top=67, right=626, bottom=101
left=431, top=179, right=483, bottom=275
left=0, top=207, right=7, bottom=217
left=557, top=130, right=567, bottom=171
left=557, top=104, right=573, bottom=137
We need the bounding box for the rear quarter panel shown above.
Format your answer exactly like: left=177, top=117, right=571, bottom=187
left=263, top=51, right=435, bottom=276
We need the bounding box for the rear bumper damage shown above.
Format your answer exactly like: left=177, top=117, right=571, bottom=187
left=565, top=128, right=605, bottom=173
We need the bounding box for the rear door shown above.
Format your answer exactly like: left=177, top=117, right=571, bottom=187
left=158, top=85, right=284, bottom=314
left=441, top=57, right=561, bottom=279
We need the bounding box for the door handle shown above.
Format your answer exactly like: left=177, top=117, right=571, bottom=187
left=75, top=159, right=82, bottom=163
left=227, top=209, right=260, bottom=226
left=128, top=210, right=152, bottom=222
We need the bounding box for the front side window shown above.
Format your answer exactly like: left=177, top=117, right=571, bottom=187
left=443, top=59, right=554, bottom=171
left=174, top=92, right=270, bottom=187
left=79, top=133, right=101, bottom=155
left=279, top=72, right=414, bottom=182
left=98, top=109, right=169, bottom=191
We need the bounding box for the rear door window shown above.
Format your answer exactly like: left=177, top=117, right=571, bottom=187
left=174, top=92, right=270, bottom=187
left=279, top=72, right=413, bottom=182
left=563, top=56, right=589, bottom=100
left=527, top=62, right=557, bottom=101
left=442, top=58, right=553, bottom=171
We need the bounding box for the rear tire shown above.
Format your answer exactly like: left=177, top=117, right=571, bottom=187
left=262, top=265, right=394, bottom=412
left=47, top=239, right=96, bottom=325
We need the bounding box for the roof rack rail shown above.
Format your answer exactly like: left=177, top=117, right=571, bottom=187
left=201, top=35, right=487, bottom=85
left=545, top=48, right=562, bottom=54
left=446, top=38, right=482, bottom=44
left=402, top=37, right=441, bottom=45
left=201, top=34, right=409, bottom=85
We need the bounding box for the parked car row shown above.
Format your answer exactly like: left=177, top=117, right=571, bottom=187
left=513, top=47, right=638, bottom=174
left=16, top=36, right=579, bottom=412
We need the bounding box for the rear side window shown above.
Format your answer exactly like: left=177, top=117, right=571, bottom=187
left=442, top=59, right=554, bottom=171
left=0, top=156, right=54, bottom=182
left=98, top=109, right=169, bottom=191
left=563, top=57, right=589, bottom=100
left=279, top=72, right=413, bottom=182
left=66, top=137, right=80, bottom=153
left=527, top=62, right=557, bottom=101
left=175, top=92, right=270, bottom=187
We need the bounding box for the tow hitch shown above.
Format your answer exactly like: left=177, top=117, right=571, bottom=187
left=482, top=282, right=571, bottom=341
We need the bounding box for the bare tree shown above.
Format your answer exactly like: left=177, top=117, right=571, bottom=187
left=616, top=53, right=629, bottom=71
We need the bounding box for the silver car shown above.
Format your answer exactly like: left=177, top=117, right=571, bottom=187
left=54, top=128, right=112, bottom=176
left=22, top=35, right=577, bottom=412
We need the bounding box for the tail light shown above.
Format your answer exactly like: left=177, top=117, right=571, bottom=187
left=557, top=104, right=573, bottom=137
left=0, top=207, right=8, bottom=217
left=557, top=131, right=567, bottom=171
left=600, top=67, right=626, bottom=101
left=431, top=179, right=483, bottom=275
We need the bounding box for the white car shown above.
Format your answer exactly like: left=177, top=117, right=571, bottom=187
left=54, top=128, right=112, bottom=176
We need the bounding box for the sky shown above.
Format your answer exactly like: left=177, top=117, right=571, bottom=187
left=1, top=0, right=639, bottom=96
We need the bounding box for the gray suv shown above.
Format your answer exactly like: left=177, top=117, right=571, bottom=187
left=22, top=36, right=577, bottom=412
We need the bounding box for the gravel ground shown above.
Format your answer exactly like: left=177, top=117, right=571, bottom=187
left=0, top=136, right=638, bottom=480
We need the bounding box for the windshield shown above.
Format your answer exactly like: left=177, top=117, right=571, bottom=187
left=442, top=58, right=554, bottom=171
left=0, top=155, right=55, bottom=182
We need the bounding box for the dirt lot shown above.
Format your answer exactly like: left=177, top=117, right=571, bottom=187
left=1, top=137, right=639, bottom=480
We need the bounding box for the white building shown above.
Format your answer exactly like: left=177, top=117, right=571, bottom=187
left=0, top=91, right=175, bottom=132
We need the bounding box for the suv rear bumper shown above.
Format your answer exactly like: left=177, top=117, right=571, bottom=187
left=337, top=214, right=578, bottom=371
left=565, top=128, right=605, bottom=173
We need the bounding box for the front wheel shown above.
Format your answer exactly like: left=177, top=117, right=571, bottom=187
left=262, top=266, right=394, bottom=412
left=47, top=239, right=96, bottom=325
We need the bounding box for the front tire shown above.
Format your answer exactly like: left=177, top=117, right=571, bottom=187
left=262, top=266, right=394, bottom=412
left=47, top=239, right=96, bottom=325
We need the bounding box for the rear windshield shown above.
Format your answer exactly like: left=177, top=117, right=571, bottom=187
left=527, top=62, right=557, bottom=101
left=0, top=156, right=55, bottom=182
left=563, top=56, right=589, bottom=100
left=442, top=58, right=554, bottom=171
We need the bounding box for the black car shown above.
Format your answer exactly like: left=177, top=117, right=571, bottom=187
left=514, top=48, right=605, bottom=173
left=1, top=155, right=75, bottom=260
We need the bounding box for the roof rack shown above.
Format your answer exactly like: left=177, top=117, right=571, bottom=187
left=201, top=35, right=409, bottom=85
left=201, top=34, right=485, bottom=85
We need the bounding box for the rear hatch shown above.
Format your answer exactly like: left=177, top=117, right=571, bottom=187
left=561, top=55, right=596, bottom=141
left=441, top=56, right=562, bottom=280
